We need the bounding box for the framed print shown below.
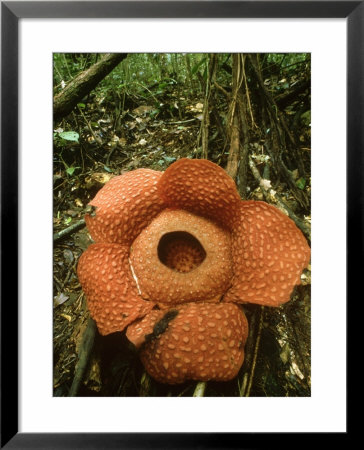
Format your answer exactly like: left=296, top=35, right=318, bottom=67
left=2, top=1, right=359, bottom=448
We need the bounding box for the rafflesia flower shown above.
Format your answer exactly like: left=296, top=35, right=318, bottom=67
left=77, top=159, right=310, bottom=384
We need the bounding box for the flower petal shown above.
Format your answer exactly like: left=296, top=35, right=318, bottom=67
left=224, top=201, right=311, bottom=306
left=85, top=169, right=165, bottom=244
left=77, top=243, right=155, bottom=335
left=157, top=159, right=241, bottom=228
left=137, top=303, right=248, bottom=384
left=126, top=309, right=172, bottom=349
left=129, top=209, right=233, bottom=305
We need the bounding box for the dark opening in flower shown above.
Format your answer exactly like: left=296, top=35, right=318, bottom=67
left=130, top=208, right=233, bottom=305
left=158, top=231, right=206, bottom=273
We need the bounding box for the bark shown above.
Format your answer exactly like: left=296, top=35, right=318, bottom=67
left=54, top=53, right=127, bottom=121
left=226, top=115, right=240, bottom=179
left=201, top=54, right=217, bottom=159
left=225, top=54, right=250, bottom=197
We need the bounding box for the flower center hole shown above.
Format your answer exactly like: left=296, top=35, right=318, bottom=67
left=158, top=231, right=206, bottom=273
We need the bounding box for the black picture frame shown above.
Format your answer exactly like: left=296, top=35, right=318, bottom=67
left=1, top=1, right=359, bottom=448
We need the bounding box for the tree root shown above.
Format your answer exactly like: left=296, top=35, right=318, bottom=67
left=68, top=318, right=97, bottom=397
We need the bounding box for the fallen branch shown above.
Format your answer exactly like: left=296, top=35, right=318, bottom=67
left=54, top=53, right=127, bottom=121
left=54, top=219, right=86, bottom=244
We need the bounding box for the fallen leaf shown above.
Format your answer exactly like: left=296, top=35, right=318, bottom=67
left=296, top=177, right=306, bottom=189
left=280, top=342, right=290, bottom=364
left=291, top=361, right=305, bottom=380
left=260, top=178, right=272, bottom=190
left=54, top=293, right=69, bottom=307
left=63, top=249, right=74, bottom=265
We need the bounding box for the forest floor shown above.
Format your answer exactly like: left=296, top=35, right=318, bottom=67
left=53, top=80, right=311, bottom=397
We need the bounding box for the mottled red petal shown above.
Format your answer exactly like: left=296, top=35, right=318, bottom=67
left=224, top=201, right=311, bottom=306
left=157, top=159, right=241, bottom=228
left=138, top=303, right=248, bottom=384
left=85, top=169, right=165, bottom=244
left=77, top=243, right=154, bottom=335
left=129, top=209, right=233, bottom=305
left=126, top=309, right=167, bottom=348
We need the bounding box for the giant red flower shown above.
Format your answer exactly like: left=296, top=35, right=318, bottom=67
left=77, top=159, right=310, bottom=384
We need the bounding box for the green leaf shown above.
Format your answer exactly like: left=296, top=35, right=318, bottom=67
left=202, top=66, right=208, bottom=81
left=301, top=110, right=311, bottom=126
left=77, top=103, right=86, bottom=109
left=296, top=177, right=306, bottom=190
left=149, top=109, right=159, bottom=118
left=163, top=156, right=177, bottom=163
left=58, top=131, right=79, bottom=142
left=191, top=57, right=207, bottom=75
left=66, top=167, right=76, bottom=176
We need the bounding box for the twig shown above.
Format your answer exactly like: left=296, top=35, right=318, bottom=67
left=244, top=307, right=264, bottom=397
left=53, top=274, right=63, bottom=293
left=165, top=118, right=198, bottom=125
left=68, top=318, right=97, bottom=397
left=135, top=81, right=160, bottom=104
left=53, top=219, right=86, bottom=243
left=242, top=55, right=258, bottom=129
left=106, top=144, right=118, bottom=167
left=78, top=105, right=102, bottom=146
left=61, top=265, right=73, bottom=290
